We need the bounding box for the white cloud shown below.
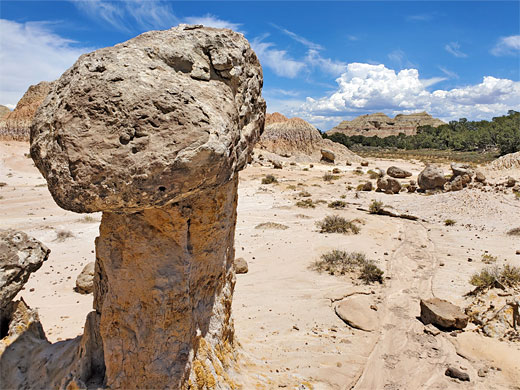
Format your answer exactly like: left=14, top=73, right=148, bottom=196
left=183, top=14, right=242, bottom=32
left=271, top=24, right=323, bottom=50
left=294, top=63, right=520, bottom=125
left=420, top=77, right=447, bottom=88
left=251, top=36, right=306, bottom=78
left=491, top=35, right=520, bottom=56
left=439, top=66, right=459, bottom=79
left=347, top=35, right=359, bottom=41
left=0, top=19, right=90, bottom=107
left=72, top=0, right=178, bottom=31
left=305, top=49, right=347, bottom=76
left=445, top=42, right=467, bottom=58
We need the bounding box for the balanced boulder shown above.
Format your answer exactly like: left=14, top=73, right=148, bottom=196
left=30, top=24, right=265, bottom=390
left=321, top=149, right=335, bottom=163
left=377, top=177, right=401, bottom=194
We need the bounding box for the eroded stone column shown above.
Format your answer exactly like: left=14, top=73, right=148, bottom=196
left=95, top=179, right=238, bottom=389
left=30, top=24, right=265, bottom=389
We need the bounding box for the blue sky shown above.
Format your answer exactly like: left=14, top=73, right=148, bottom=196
left=1, top=1, right=519, bottom=129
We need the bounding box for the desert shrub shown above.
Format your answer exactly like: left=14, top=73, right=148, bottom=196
left=507, top=227, right=520, bottom=236
left=340, top=194, right=346, bottom=199
left=303, top=168, right=309, bottom=171
left=296, top=199, right=315, bottom=208
left=262, top=175, right=278, bottom=184
left=311, top=250, right=367, bottom=275
left=328, top=200, right=346, bottom=209
left=356, top=183, right=365, bottom=191
left=332, top=168, right=341, bottom=174
left=444, top=219, right=456, bottom=226
left=255, top=222, right=289, bottom=230
left=367, top=170, right=380, bottom=180
left=323, top=173, right=339, bottom=182
left=316, top=215, right=360, bottom=234
left=368, top=199, right=384, bottom=214
left=298, top=191, right=312, bottom=197
left=481, top=254, right=497, bottom=264
left=470, top=265, right=520, bottom=289
left=353, top=169, right=364, bottom=176
left=79, top=215, right=97, bottom=223
left=55, top=229, right=74, bottom=242
left=359, top=260, right=384, bottom=284
left=0, top=182, right=7, bottom=187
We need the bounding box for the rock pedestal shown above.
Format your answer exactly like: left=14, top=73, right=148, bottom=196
left=95, top=179, right=239, bottom=388
left=30, top=24, right=265, bottom=389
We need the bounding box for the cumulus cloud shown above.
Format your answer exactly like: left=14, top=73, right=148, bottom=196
left=0, top=19, right=90, bottom=107
left=445, top=42, right=467, bottom=58
left=295, top=63, right=520, bottom=125
left=491, top=35, right=520, bottom=56
left=251, top=36, right=306, bottom=78
left=183, top=14, right=242, bottom=32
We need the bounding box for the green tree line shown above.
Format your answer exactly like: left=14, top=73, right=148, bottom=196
left=324, top=110, right=520, bottom=156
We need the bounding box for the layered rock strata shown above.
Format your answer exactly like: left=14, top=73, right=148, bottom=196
left=328, top=111, right=445, bottom=138
left=30, top=24, right=264, bottom=389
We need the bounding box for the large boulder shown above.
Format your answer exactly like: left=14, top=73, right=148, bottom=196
left=387, top=166, right=412, bottom=178
left=31, top=25, right=265, bottom=214
left=417, top=166, right=447, bottom=190
left=376, top=177, right=401, bottom=194
left=420, top=298, right=468, bottom=329
left=0, top=230, right=50, bottom=308
left=75, top=262, right=95, bottom=294
left=30, top=24, right=265, bottom=390
left=450, top=162, right=474, bottom=178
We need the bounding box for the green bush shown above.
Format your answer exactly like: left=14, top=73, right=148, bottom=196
left=470, top=265, right=520, bottom=289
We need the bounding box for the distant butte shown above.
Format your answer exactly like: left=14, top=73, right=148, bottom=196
left=327, top=112, right=445, bottom=138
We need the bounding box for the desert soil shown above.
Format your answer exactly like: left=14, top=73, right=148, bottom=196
left=1, top=140, right=519, bottom=389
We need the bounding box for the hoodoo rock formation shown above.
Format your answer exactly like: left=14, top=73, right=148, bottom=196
left=0, top=81, right=53, bottom=141
left=328, top=111, right=445, bottom=138
left=29, top=24, right=265, bottom=389
left=256, top=112, right=361, bottom=163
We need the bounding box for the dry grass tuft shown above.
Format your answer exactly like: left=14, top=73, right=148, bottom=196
left=323, top=173, right=340, bottom=182
left=470, top=265, right=520, bottom=289
left=255, top=222, right=289, bottom=230
left=311, top=250, right=383, bottom=284
left=55, top=229, right=74, bottom=242
left=261, top=175, right=278, bottom=184
left=507, top=227, right=520, bottom=236
left=444, top=219, right=456, bottom=226
left=328, top=200, right=346, bottom=209
left=368, top=200, right=384, bottom=214
left=296, top=199, right=316, bottom=208
left=316, top=215, right=360, bottom=234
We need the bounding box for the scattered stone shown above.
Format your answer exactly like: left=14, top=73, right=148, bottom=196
left=420, top=298, right=468, bottom=329
left=362, top=181, right=373, bottom=191
left=75, top=262, right=95, bottom=294
left=450, top=162, right=474, bottom=178
left=505, top=177, right=516, bottom=187
left=424, top=324, right=440, bottom=336
left=335, top=295, right=379, bottom=332
left=271, top=159, right=283, bottom=169
left=475, top=171, right=486, bottom=183
left=321, top=149, right=335, bottom=163
left=417, top=166, right=447, bottom=190
left=445, top=366, right=470, bottom=381
left=0, top=229, right=50, bottom=307
left=387, top=166, right=412, bottom=178
left=477, top=368, right=487, bottom=377
left=234, top=257, right=248, bottom=274
left=376, top=177, right=401, bottom=194
left=361, top=161, right=369, bottom=167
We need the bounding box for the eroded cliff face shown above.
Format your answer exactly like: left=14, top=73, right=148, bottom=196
left=328, top=111, right=445, bottom=138
left=95, top=178, right=239, bottom=389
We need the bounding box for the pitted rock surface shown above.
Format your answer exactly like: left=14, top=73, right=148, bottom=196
left=0, top=230, right=50, bottom=308
left=31, top=24, right=265, bottom=213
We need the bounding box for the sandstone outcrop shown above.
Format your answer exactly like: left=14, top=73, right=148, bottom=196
left=0, top=229, right=50, bottom=307
left=420, top=298, right=468, bottom=329
left=75, top=262, right=95, bottom=294
left=387, top=166, right=412, bottom=179
left=335, top=295, right=379, bottom=332
left=328, top=111, right=445, bottom=138
left=29, top=24, right=265, bottom=389
left=0, top=81, right=53, bottom=141
left=256, top=112, right=361, bottom=164
left=488, top=151, right=520, bottom=170
left=0, top=105, right=10, bottom=120
left=417, top=166, right=447, bottom=190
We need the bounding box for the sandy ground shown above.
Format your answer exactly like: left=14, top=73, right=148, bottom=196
left=1, top=140, right=519, bottom=389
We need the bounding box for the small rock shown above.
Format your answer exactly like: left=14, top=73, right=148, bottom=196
left=445, top=366, right=470, bottom=381
left=505, top=177, right=516, bottom=187
left=424, top=324, right=440, bottom=336
left=475, top=171, right=486, bottom=183
left=362, top=181, right=373, bottom=191
left=376, top=177, right=401, bottom=194
left=477, top=368, right=487, bottom=377
left=320, top=149, right=335, bottom=163
left=234, top=257, right=248, bottom=274
left=361, top=161, right=368, bottom=167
